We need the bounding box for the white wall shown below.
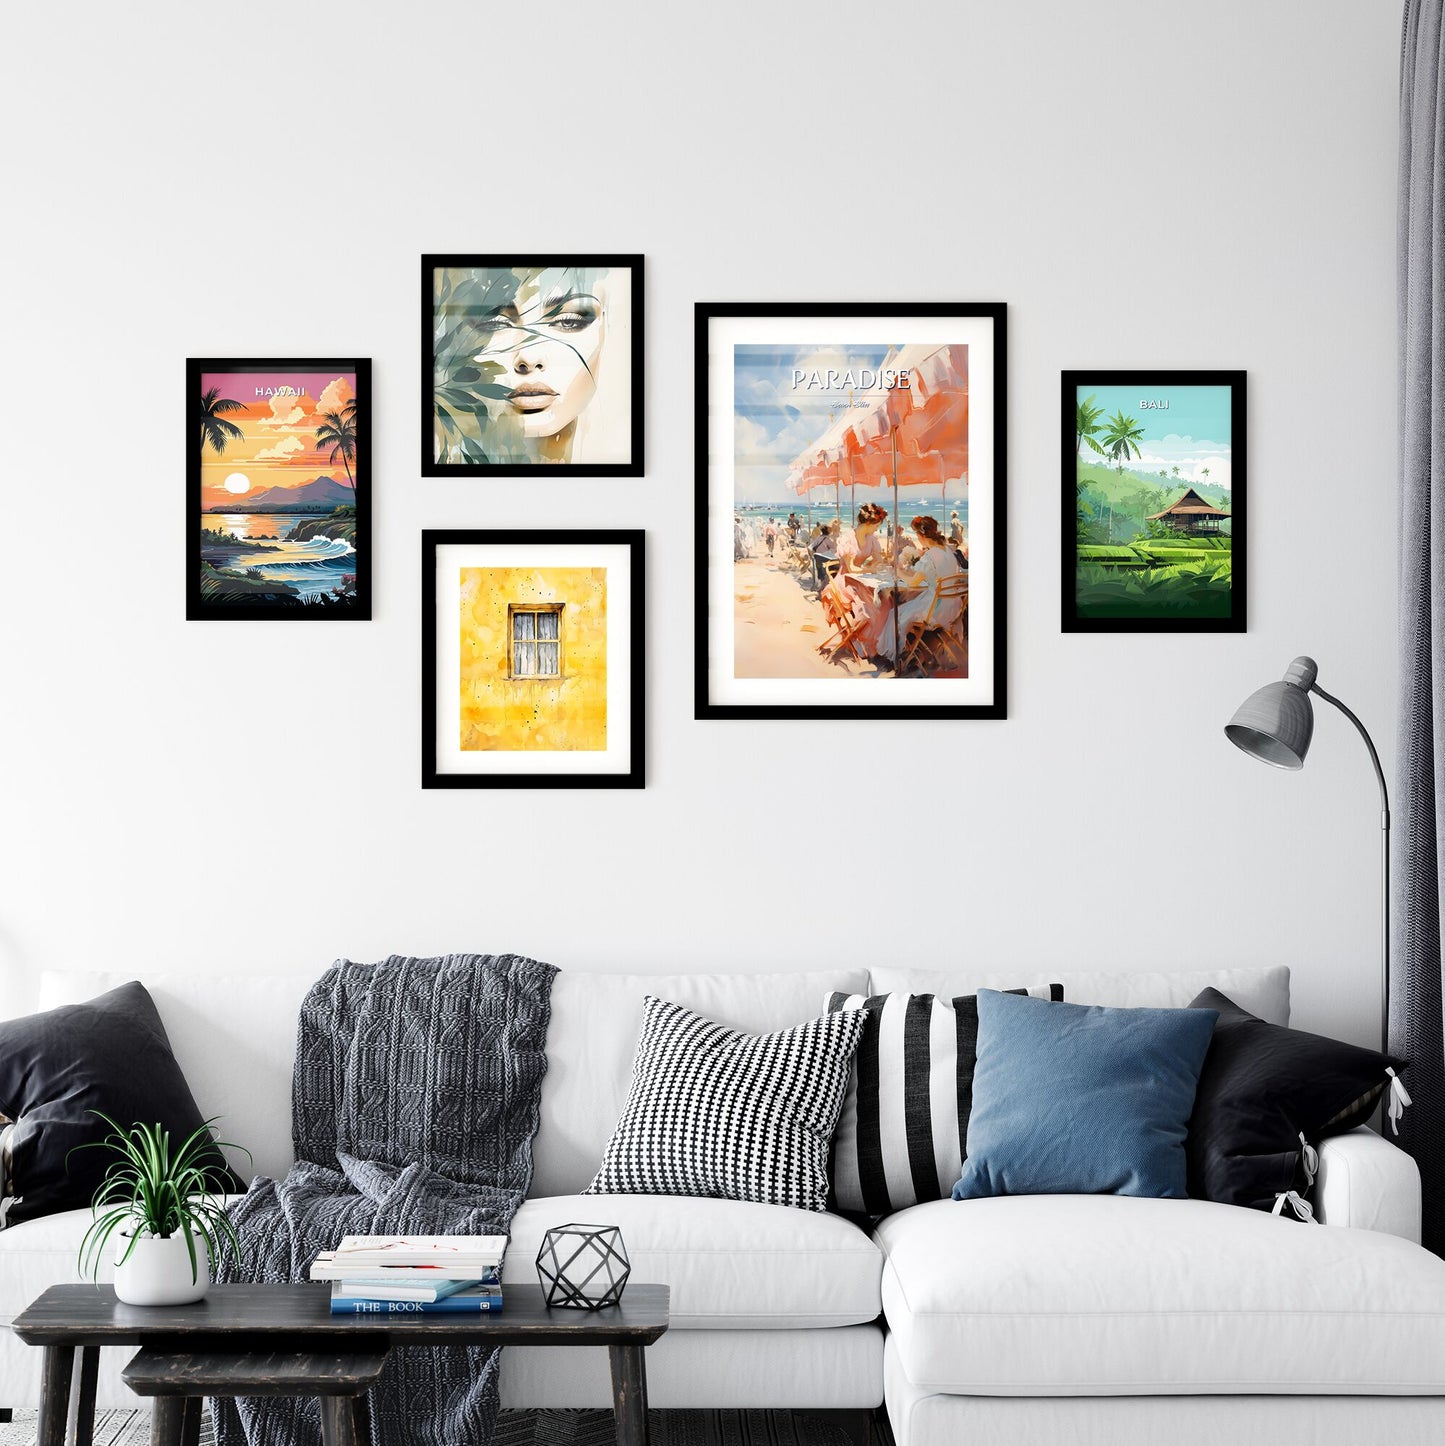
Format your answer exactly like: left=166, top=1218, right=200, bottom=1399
left=0, top=1, right=1401, bottom=1046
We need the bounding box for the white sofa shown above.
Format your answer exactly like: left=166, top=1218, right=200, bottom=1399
left=3, top=962, right=1444, bottom=1446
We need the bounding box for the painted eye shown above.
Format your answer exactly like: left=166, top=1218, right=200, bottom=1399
left=473, top=315, right=512, bottom=334
left=546, top=310, right=596, bottom=333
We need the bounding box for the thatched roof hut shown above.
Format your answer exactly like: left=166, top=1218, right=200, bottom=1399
left=1146, top=487, right=1230, bottom=534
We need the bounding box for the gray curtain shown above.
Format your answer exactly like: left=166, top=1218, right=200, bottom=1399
left=1397, top=0, right=1445, bottom=1255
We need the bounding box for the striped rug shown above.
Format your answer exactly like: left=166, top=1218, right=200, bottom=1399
left=0, top=1408, right=877, bottom=1446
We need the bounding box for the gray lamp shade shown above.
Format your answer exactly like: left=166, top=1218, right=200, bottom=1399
left=1224, top=656, right=1318, bottom=770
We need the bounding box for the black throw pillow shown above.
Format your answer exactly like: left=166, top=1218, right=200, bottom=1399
left=1185, top=987, right=1407, bottom=1213
left=0, top=982, right=244, bottom=1225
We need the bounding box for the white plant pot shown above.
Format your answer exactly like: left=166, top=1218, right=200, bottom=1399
left=113, top=1228, right=209, bottom=1306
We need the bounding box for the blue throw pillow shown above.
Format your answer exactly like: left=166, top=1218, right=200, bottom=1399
left=952, top=991, right=1218, bottom=1201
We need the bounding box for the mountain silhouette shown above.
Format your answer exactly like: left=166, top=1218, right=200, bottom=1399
left=241, top=475, right=353, bottom=509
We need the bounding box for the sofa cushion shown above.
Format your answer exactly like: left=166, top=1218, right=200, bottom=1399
left=0, top=1192, right=885, bottom=1335
left=953, top=992, right=1218, bottom=1202
left=506, top=1194, right=882, bottom=1329
left=533, top=969, right=869, bottom=1198
left=0, top=1206, right=101, bottom=1328
left=0, top=983, right=244, bottom=1224
left=38, top=969, right=317, bottom=1186
left=869, top=966, right=1290, bottom=1026
left=585, top=997, right=866, bottom=1211
left=1186, top=988, right=1408, bottom=1213
left=876, top=1195, right=1445, bottom=1395
left=825, top=985, right=1063, bottom=1215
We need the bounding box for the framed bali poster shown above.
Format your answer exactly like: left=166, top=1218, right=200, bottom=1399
left=1062, top=369, right=1247, bottom=633
left=422, top=530, right=644, bottom=788
left=695, top=302, right=1007, bottom=720
left=188, top=358, right=370, bottom=621
left=421, top=255, right=643, bottom=477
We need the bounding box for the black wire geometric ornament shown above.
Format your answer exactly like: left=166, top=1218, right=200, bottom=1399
left=536, top=1223, right=631, bottom=1309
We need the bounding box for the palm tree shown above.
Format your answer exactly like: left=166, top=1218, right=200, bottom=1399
left=1100, top=409, right=1147, bottom=476
left=316, top=408, right=358, bottom=490
left=1201, top=467, right=1211, bottom=487
left=199, top=388, right=246, bottom=456
left=1075, top=394, right=1107, bottom=457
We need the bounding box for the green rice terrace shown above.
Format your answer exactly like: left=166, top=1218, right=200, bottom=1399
left=1074, top=461, right=1233, bottom=619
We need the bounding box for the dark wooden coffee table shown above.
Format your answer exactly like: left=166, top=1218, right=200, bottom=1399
left=12, top=1283, right=670, bottom=1446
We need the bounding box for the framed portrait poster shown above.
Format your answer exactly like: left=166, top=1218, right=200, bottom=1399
left=1063, top=369, right=1246, bottom=633
left=695, top=302, right=1007, bottom=720
left=421, top=255, right=643, bottom=477
left=189, top=358, right=370, bottom=620
left=422, top=529, right=644, bottom=788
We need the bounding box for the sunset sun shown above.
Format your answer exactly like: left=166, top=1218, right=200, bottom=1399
left=223, top=472, right=251, bottom=495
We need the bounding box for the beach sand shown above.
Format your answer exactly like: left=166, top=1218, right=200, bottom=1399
left=733, top=554, right=877, bottom=679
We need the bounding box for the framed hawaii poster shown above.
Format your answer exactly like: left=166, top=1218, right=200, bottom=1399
left=422, top=255, right=643, bottom=477
left=1062, top=369, right=1247, bottom=633
left=189, top=358, right=370, bottom=621
left=422, top=530, right=644, bottom=788
left=695, top=303, right=1007, bottom=720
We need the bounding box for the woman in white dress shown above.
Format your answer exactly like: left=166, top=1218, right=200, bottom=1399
left=879, top=514, right=964, bottom=665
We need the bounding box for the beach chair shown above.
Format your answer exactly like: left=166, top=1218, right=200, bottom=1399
left=817, top=580, right=872, bottom=665
left=901, top=573, right=969, bottom=676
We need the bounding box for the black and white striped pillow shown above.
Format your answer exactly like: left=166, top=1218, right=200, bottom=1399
left=825, top=986, right=1063, bottom=1215
left=586, top=995, right=869, bottom=1212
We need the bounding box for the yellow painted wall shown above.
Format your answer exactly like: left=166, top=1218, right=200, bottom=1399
left=459, top=567, right=607, bottom=751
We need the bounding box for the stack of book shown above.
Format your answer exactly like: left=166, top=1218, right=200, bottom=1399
left=311, top=1234, right=506, bottom=1315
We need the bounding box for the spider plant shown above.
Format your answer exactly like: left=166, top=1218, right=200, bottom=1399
left=75, top=1115, right=248, bottom=1285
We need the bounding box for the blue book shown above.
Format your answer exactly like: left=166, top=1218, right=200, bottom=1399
left=330, top=1287, right=504, bottom=1316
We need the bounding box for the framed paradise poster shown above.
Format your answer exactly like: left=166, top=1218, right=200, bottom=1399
left=1062, top=369, right=1247, bottom=633
left=422, top=529, right=644, bottom=788
left=422, top=254, right=643, bottom=477
left=695, top=303, right=1007, bottom=720
left=189, top=358, right=370, bottom=621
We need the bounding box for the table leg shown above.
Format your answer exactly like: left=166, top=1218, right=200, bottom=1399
left=607, top=1344, right=649, bottom=1446
left=352, top=1389, right=373, bottom=1446
left=318, top=1396, right=365, bottom=1446
left=179, top=1398, right=203, bottom=1446
left=73, top=1348, right=100, bottom=1446
left=149, top=1398, right=187, bottom=1446
left=37, top=1346, right=73, bottom=1446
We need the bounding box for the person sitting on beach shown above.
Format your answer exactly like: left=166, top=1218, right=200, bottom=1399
left=809, top=523, right=837, bottom=588
left=878, top=515, right=964, bottom=665
left=836, top=502, right=890, bottom=576
left=786, top=512, right=801, bottom=541
left=830, top=502, right=895, bottom=653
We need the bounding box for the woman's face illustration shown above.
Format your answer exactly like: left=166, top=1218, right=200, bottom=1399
left=473, top=271, right=608, bottom=438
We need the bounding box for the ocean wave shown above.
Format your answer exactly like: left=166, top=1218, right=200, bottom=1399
left=252, top=557, right=355, bottom=573
left=284, top=536, right=355, bottom=558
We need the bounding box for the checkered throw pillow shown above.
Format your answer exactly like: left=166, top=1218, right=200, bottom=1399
left=585, top=995, right=868, bottom=1212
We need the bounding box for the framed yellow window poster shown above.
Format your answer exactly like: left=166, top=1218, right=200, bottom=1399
left=422, top=530, right=644, bottom=788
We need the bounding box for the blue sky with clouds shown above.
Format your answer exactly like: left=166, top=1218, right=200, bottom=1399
left=733, top=344, right=894, bottom=503
left=1078, top=383, right=1234, bottom=489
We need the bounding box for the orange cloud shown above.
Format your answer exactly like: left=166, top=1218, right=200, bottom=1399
left=317, top=376, right=354, bottom=416
left=256, top=435, right=307, bottom=461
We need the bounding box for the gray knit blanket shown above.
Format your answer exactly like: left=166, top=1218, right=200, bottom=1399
left=214, top=953, right=557, bottom=1446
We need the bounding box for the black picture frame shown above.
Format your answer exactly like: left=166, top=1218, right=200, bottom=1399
left=188, top=358, right=371, bottom=622
left=1062, top=369, right=1247, bottom=634
left=421, top=254, right=645, bottom=478
left=694, top=301, right=1008, bottom=720
left=421, top=529, right=645, bottom=789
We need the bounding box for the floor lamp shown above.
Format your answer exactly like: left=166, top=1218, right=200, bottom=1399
left=1225, top=656, right=1391, bottom=1052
